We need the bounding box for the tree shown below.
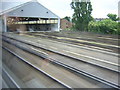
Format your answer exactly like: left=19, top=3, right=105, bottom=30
left=88, top=19, right=118, bottom=34
left=107, top=13, right=119, bottom=21
left=63, top=16, right=71, bottom=22
left=70, top=0, right=93, bottom=31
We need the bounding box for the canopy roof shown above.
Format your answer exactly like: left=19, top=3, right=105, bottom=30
left=0, top=0, right=59, bottom=18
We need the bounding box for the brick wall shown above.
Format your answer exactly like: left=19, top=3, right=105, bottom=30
left=60, top=19, right=73, bottom=30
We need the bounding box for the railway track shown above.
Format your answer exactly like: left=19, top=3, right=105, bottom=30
left=2, top=47, right=72, bottom=88
left=3, top=46, right=112, bottom=88
left=2, top=68, right=20, bottom=88
left=27, top=31, right=119, bottom=41
left=27, top=32, right=119, bottom=54
left=2, top=35, right=119, bottom=88
left=2, top=34, right=119, bottom=71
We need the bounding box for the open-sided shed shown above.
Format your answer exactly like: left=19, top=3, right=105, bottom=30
left=0, top=0, right=60, bottom=32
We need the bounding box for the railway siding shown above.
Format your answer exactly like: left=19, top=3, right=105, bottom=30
left=2, top=34, right=119, bottom=71
left=2, top=36, right=119, bottom=88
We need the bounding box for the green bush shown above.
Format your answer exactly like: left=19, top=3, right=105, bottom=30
left=117, top=22, right=120, bottom=34
left=88, top=19, right=119, bottom=34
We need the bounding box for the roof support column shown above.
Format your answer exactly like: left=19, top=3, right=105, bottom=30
left=57, top=18, right=60, bottom=31
left=3, top=15, right=7, bottom=32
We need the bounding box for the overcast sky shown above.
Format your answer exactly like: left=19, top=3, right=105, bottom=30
left=0, top=0, right=119, bottom=18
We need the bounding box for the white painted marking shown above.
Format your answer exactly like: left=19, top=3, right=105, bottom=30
left=98, top=37, right=118, bottom=41
left=37, top=40, right=41, bottom=42
left=77, top=36, right=118, bottom=41
left=25, top=40, right=46, bottom=47
left=23, top=35, right=35, bottom=38
left=38, top=43, right=45, bottom=46
left=24, top=40, right=28, bottom=42
left=31, top=47, right=48, bottom=56
left=57, top=37, right=119, bottom=48
left=85, top=45, right=112, bottom=51
left=36, top=37, right=118, bottom=56
left=27, top=40, right=32, bottom=42
left=63, top=50, right=119, bottom=66
left=41, top=44, right=46, bottom=47
left=50, top=46, right=58, bottom=50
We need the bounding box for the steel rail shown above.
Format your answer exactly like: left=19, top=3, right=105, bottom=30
left=27, top=33, right=119, bottom=56
left=2, top=35, right=119, bottom=72
left=2, top=68, right=21, bottom=88
left=2, top=46, right=72, bottom=89
left=2, top=38, right=119, bottom=89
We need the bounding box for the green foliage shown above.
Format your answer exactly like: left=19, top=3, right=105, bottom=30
left=70, top=0, right=93, bottom=31
left=88, top=19, right=119, bottom=34
left=107, top=13, right=119, bottom=21
left=118, top=22, right=120, bottom=34
left=63, top=16, right=71, bottom=22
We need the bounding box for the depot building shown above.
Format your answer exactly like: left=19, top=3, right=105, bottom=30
left=0, top=0, right=60, bottom=32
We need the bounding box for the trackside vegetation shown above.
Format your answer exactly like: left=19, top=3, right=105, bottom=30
left=70, top=0, right=93, bottom=31
left=70, top=0, right=119, bottom=35
left=88, top=19, right=119, bottom=34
